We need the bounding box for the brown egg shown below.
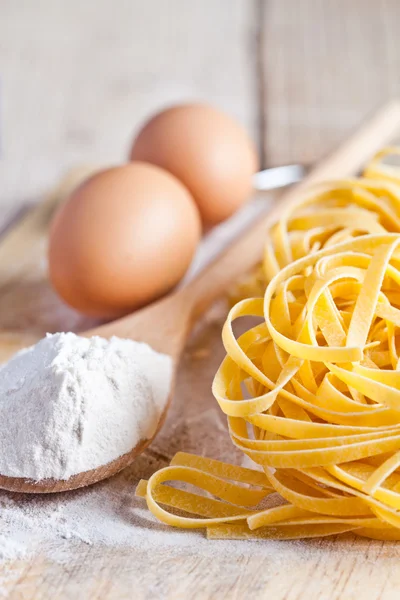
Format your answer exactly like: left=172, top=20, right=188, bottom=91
left=48, top=162, right=201, bottom=318
left=129, top=103, right=259, bottom=226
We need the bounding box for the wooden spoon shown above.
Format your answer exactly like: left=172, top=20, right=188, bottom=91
left=1, top=101, right=400, bottom=494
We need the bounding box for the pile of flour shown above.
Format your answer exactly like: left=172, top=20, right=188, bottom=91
left=0, top=332, right=172, bottom=480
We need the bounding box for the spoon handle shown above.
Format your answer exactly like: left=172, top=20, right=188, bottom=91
left=180, top=101, right=400, bottom=318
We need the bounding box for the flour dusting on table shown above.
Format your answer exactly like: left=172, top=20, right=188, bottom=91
left=0, top=409, right=304, bottom=569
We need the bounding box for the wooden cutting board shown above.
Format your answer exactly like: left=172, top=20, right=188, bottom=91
left=2, top=172, right=400, bottom=600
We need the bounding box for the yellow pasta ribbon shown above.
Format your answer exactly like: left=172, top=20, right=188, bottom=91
left=137, top=148, right=400, bottom=541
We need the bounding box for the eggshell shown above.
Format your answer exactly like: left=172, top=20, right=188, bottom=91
left=48, top=162, right=201, bottom=318
left=129, top=103, right=259, bottom=225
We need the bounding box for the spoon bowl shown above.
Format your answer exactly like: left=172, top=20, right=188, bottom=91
left=1, top=102, right=400, bottom=493
left=0, top=403, right=170, bottom=494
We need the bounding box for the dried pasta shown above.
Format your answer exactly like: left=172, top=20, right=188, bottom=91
left=137, top=148, right=400, bottom=540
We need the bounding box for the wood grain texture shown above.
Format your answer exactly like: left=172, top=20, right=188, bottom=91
left=261, top=0, right=400, bottom=166
left=0, top=0, right=257, bottom=215
left=3, top=1, right=400, bottom=599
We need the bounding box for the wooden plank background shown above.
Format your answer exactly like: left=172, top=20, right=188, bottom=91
left=261, top=0, right=400, bottom=165
left=2, top=1, right=400, bottom=598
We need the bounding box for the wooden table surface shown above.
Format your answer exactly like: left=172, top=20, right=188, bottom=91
left=2, top=1, right=400, bottom=598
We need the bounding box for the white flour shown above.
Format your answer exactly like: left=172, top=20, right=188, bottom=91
left=0, top=349, right=366, bottom=596
left=0, top=409, right=303, bottom=567
left=0, top=332, right=172, bottom=480
left=0, top=407, right=367, bottom=598
left=0, top=410, right=226, bottom=561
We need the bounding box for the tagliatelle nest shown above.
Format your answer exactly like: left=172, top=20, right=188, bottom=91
left=137, top=148, right=400, bottom=541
